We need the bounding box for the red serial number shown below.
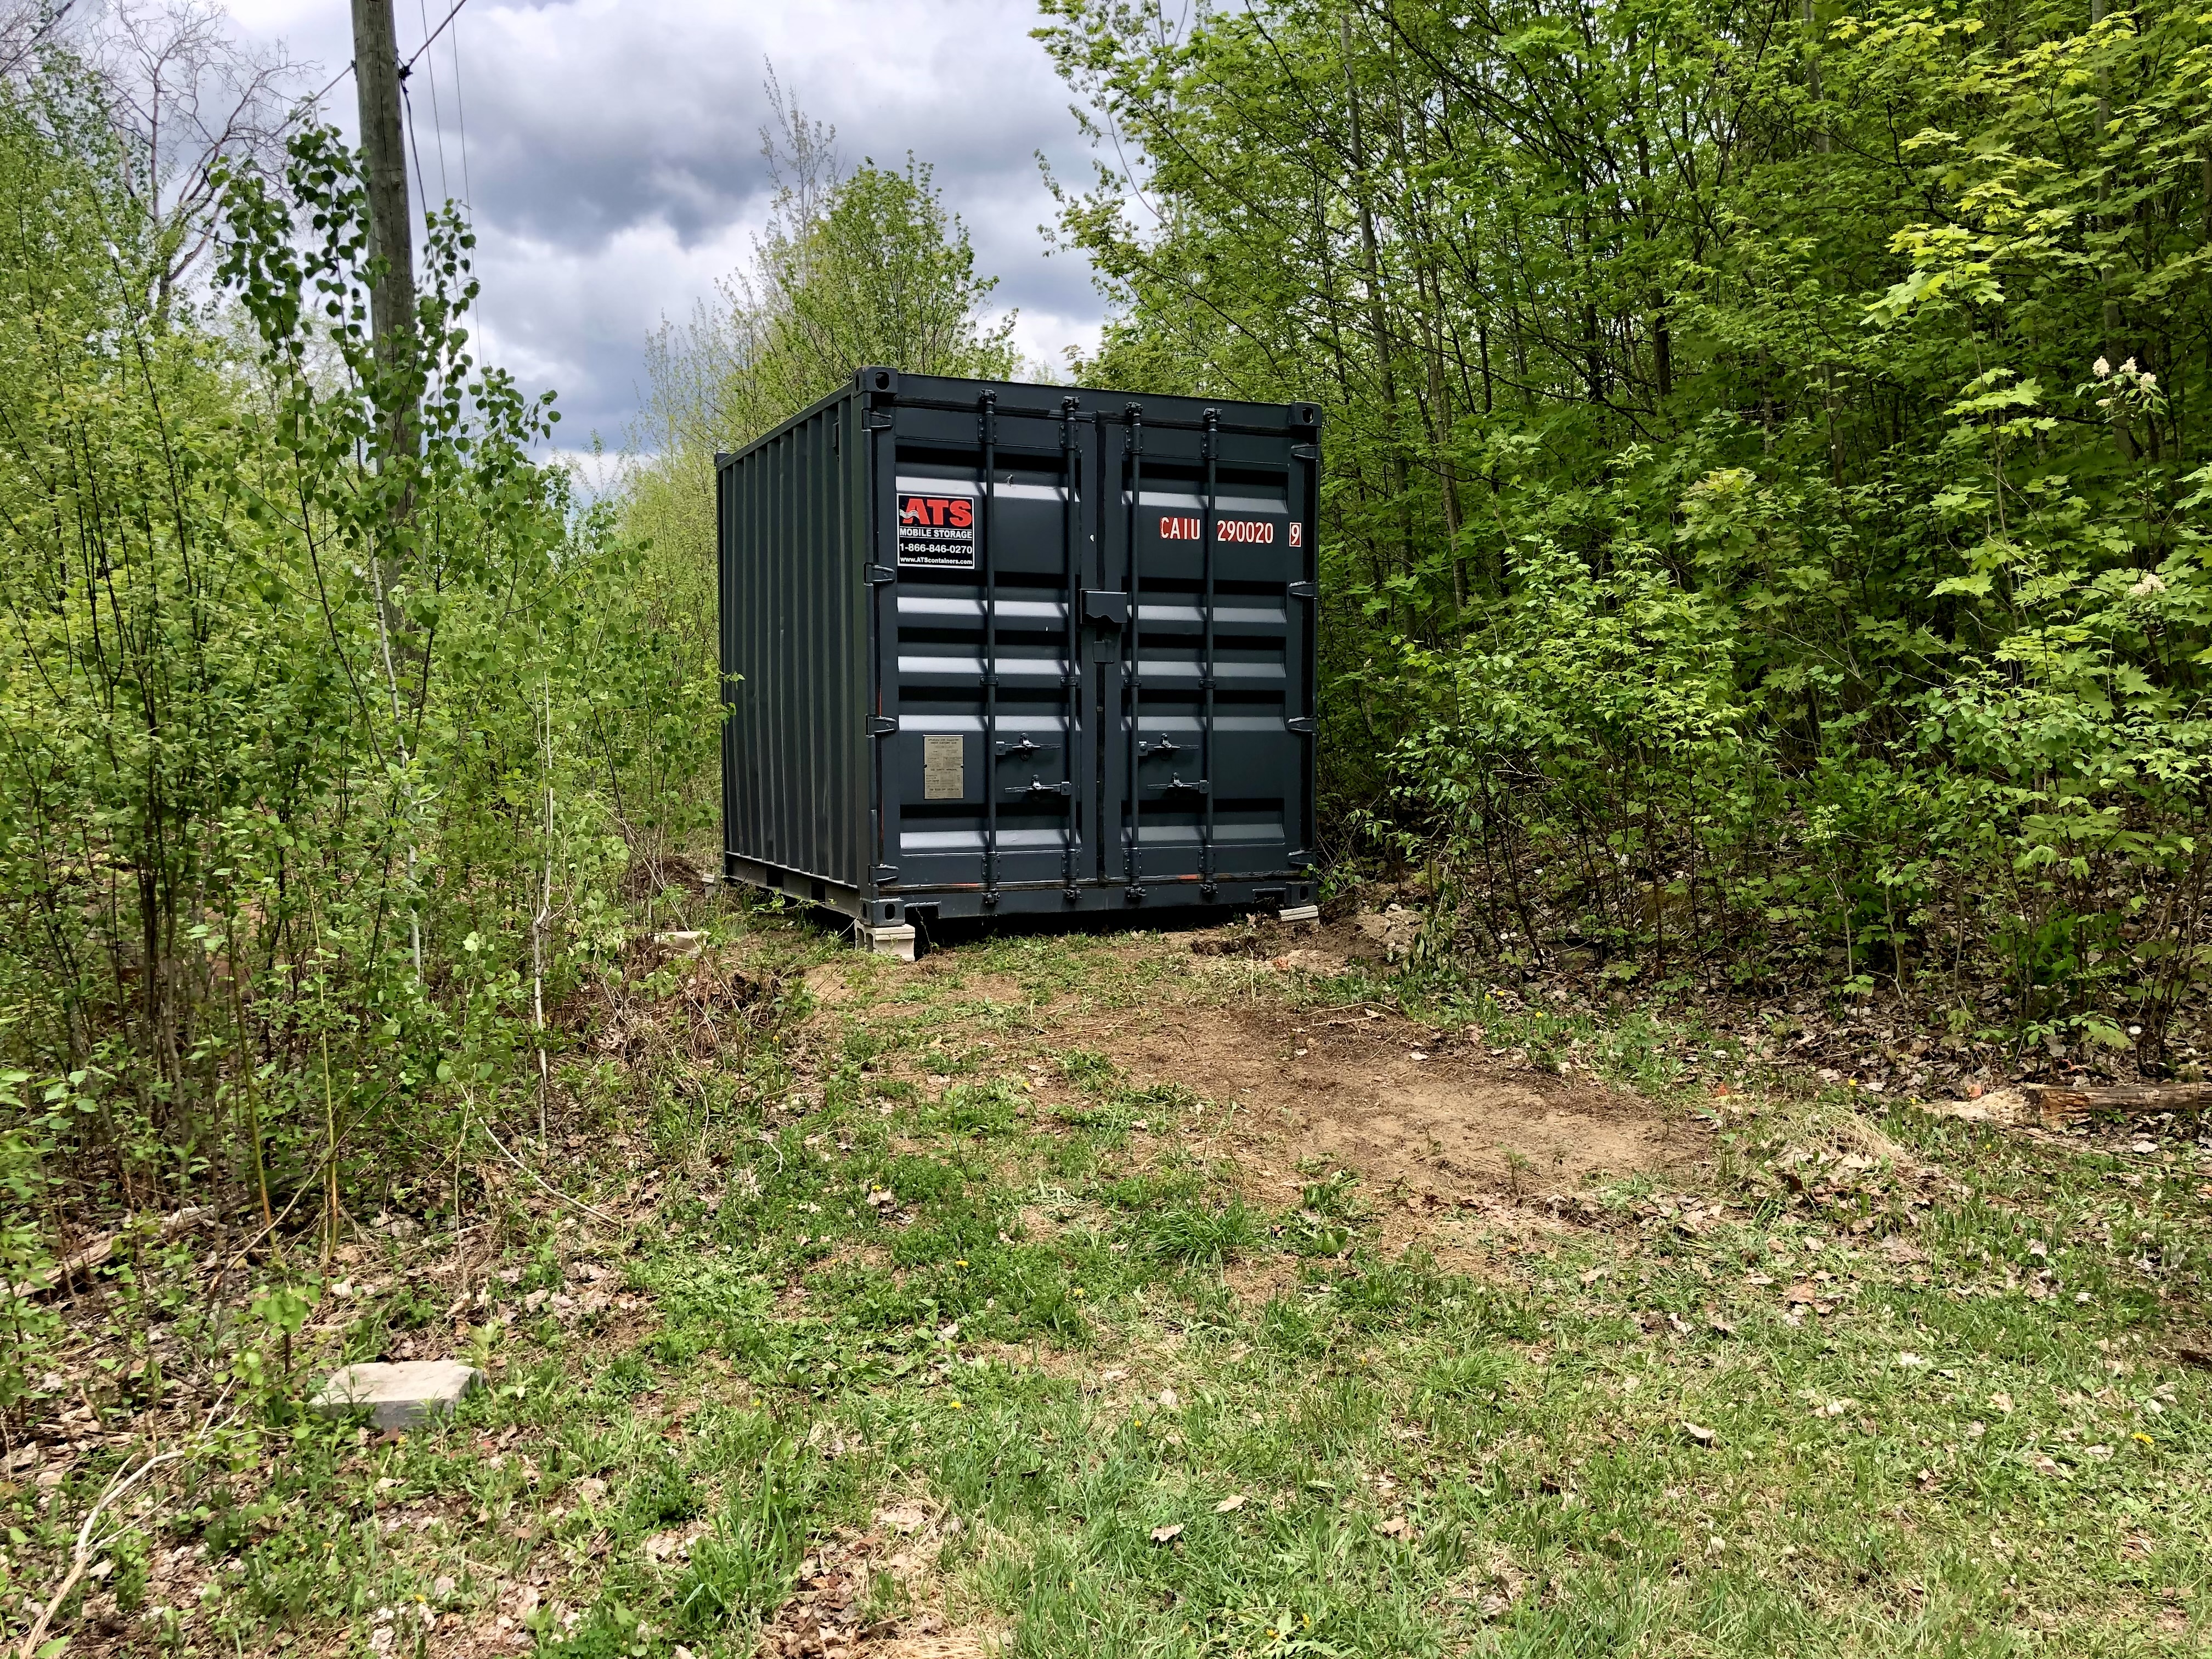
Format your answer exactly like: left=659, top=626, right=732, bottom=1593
left=1160, top=516, right=1280, bottom=543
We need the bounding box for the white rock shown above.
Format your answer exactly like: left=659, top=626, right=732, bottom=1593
left=310, top=1361, right=485, bottom=1430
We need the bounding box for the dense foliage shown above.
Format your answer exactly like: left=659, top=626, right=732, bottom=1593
left=1035, top=0, right=2212, bottom=1064
left=0, top=57, right=702, bottom=1402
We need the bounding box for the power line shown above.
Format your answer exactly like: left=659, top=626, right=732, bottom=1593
left=306, top=57, right=356, bottom=111
left=414, top=0, right=449, bottom=205
left=450, top=7, right=484, bottom=357
left=450, top=5, right=472, bottom=213
left=400, top=80, right=431, bottom=232
left=289, top=0, right=466, bottom=139
left=401, top=0, right=471, bottom=76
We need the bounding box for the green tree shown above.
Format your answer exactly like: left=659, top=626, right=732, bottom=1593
left=1035, top=0, right=2212, bottom=1060
left=0, top=40, right=708, bottom=1339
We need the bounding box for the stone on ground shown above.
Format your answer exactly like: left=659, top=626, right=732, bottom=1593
left=310, top=1359, right=484, bottom=1430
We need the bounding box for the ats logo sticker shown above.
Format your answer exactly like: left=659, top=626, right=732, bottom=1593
left=898, top=494, right=976, bottom=568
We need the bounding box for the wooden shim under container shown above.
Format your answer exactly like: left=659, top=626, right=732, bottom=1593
left=2021, top=1082, right=2212, bottom=1125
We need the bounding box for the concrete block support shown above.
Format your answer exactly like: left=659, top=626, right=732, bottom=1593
left=311, top=1360, right=485, bottom=1431
left=863, top=923, right=917, bottom=960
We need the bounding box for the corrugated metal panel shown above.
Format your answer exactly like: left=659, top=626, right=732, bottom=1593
left=721, top=369, right=1321, bottom=928
left=719, top=387, right=867, bottom=894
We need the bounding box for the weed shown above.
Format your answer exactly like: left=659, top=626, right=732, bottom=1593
left=1129, top=1198, right=1261, bottom=1267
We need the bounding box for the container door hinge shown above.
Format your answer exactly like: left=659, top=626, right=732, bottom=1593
left=864, top=411, right=894, bottom=430
left=867, top=563, right=896, bottom=584
left=1291, top=443, right=1318, bottom=460
left=868, top=716, right=899, bottom=735
left=1288, top=580, right=1317, bottom=600
left=872, top=864, right=899, bottom=884
left=1286, top=716, right=1316, bottom=734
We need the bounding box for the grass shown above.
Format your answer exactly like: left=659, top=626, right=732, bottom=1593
left=7, top=911, right=2210, bottom=1657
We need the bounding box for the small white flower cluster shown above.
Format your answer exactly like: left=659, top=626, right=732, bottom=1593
left=2091, top=355, right=2160, bottom=411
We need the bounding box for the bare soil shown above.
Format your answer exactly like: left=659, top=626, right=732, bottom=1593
left=1067, top=993, right=1700, bottom=1206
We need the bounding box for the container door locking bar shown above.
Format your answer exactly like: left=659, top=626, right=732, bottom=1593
left=1198, top=408, right=1220, bottom=898
left=1122, top=404, right=1146, bottom=900
left=979, top=392, right=1001, bottom=907
left=1059, top=396, right=1084, bottom=900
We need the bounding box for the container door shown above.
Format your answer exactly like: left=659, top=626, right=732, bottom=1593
left=881, top=394, right=1101, bottom=900
left=1104, top=409, right=1306, bottom=898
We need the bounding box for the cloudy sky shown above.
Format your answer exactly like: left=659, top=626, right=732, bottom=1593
left=219, top=0, right=1111, bottom=458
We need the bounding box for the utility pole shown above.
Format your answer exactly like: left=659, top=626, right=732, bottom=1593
left=352, top=0, right=424, bottom=989
left=351, top=0, right=416, bottom=460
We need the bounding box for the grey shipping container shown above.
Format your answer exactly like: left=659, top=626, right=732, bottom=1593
left=716, top=368, right=1319, bottom=946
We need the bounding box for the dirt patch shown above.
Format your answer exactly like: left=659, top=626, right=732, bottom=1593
left=916, top=966, right=1051, bottom=1011
left=1222, top=1249, right=1304, bottom=1305
left=755, top=1509, right=1003, bottom=1659
left=1071, top=1001, right=1700, bottom=1207
left=804, top=962, right=864, bottom=1006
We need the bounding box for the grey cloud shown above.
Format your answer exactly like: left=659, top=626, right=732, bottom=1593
left=225, top=0, right=1105, bottom=442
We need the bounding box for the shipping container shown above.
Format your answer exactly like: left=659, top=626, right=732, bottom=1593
left=717, top=368, right=1319, bottom=951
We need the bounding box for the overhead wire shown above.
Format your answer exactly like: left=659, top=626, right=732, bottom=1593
left=450, top=4, right=473, bottom=213
left=304, top=58, right=355, bottom=115
left=415, top=0, right=450, bottom=206
left=402, top=0, right=471, bottom=77
left=449, top=9, right=485, bottom=358
left=400, top=80, right=431, bottom=233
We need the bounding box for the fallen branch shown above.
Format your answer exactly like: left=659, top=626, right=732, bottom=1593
left=473, top=1117, right=626, bottom=1231
left=2021, top=1082, right=2212, bottom=1125
left=16, top=1393, right=242, bottom=1658
left=17, top=1448, right=184, bottom=1658
left=21, top=1207, right=217, bottom=1299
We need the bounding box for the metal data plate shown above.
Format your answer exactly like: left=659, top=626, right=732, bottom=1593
left=922, top=734, right=965, bottom=800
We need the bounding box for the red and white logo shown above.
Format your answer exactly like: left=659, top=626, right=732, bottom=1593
left=900, top=495, right=973, bottom=529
